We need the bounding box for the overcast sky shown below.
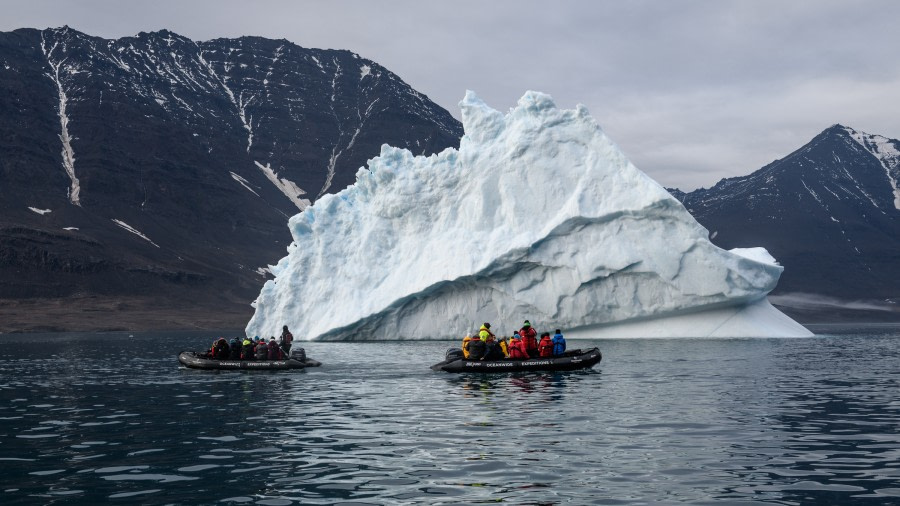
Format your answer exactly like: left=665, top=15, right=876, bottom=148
left=3, top=0, right=899, bottom=190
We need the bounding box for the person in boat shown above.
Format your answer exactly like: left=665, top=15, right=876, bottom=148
left=206, top=337, right=220, bottom=359
left=229, top=337, right=242, bottom=360
left=272, top=336, right=285, bottom=358
left=483, top=335, right=505, bottom=361
left=508, top=331, right=528, bottom=360
left=280, top=325, right=294, bottom=355
left=466, top=334, right=486, bottom=360
left=205, top=338, right=218, bottom=359
left=241, top=336, right=255, bottom=360
left=267, top=337, right=280, bottom=360
left=461, top=333, right=474, bottom=359
left=538, top=332, right=553, bottom=357
left=212, top=337, right=230, bottom=360
left=551, top=329, right=566, bottom=356
left=479, top=323, right=495, bottom=342
left=257, top=337, right=267, bottom=359
left=520, top=320, right=539, bottom=358
left=253, top=336, right=269, bottom=360
left=498, top=336, right=509, bottom=358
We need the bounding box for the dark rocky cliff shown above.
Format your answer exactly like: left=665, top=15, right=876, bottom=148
left=0, top=27, right=463, bottom=331
left=670, top=125, right=900, bottom=321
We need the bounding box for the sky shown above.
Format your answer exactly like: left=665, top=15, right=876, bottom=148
left=3, top=0, right=899, bottom=190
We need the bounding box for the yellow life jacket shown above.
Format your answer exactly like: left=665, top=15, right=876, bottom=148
left=462, top=336, right=472, bottom=359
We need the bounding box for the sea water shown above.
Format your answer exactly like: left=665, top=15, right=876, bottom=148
left=1, top=325, right=899, bottom=505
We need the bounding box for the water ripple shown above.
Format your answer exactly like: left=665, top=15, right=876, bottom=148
left=1, top=328, right=899, bottom=504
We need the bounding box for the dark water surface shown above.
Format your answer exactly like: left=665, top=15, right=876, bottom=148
left=2, top=325, right=900, bottom=505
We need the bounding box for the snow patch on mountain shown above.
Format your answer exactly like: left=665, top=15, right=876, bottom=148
left=254, top=161, right=310, bottom=211
left=844, top=126, right=900, bottom=210
left=230, top=171, right=260, bottom=197
left=28, top=207, right=52, bottom=215
left=112, top=219, right=159, bottom=248
left=246, top=91, right=811, bottom=340
left=41, top=30, right=81, bottom=206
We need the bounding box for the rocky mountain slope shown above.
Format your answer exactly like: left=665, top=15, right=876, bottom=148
left=0, top=27, right=463, bottom=331
left=670, top=125, right=900, bottom=321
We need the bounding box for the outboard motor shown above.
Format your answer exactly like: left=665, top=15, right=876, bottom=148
left=445, top=348, right=464, bottom=362
left=291, top=348, right=307, bottom=362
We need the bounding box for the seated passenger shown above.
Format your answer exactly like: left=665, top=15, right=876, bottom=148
left=267, top=337, right=280, bottom=360
left=520, top=321, right=539, bottom=358
left=241, top=337, right=254, bottom=360
left=229, top=337, right=242, bottom=359
left=479, top=323, right=495, bottom=342
left=205, top=339, right=218, bottom=358
left=551, top=329, right=566, bottom=356
left=271, top=336, right=283, bottom=358
left=213, top=337, right=230, bottom=360
left=466, top=336, right=486, bottom=360
left=538, top=332, right=553, bottom=357
left=498, top=336, right=509, bottom=358
left=255, top=337, right=268, bottom=360
left=461, top=333, right=473, bottom=359
left=484, top=336, right=505, bottom=361
left=508, top=332, right=528, bottom=359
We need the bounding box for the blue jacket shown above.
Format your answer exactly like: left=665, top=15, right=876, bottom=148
left=551, top=333, right=566, bottom=356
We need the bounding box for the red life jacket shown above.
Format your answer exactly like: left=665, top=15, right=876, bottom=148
left=538, top=336, right=553, bottom=357
left=508, top=338, right=528, bottom=359
left=521, top=327, right=538, bottom=353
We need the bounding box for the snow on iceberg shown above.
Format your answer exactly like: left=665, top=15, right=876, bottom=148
left=246, top=91, right=812, bottom=340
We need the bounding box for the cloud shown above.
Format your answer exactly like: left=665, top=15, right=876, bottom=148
left=595, top=73, right=900, bottom=189
left=1, top=0, right=899, bottom=191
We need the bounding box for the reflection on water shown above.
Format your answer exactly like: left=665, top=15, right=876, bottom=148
left=0, top=326, right=899, bottom=504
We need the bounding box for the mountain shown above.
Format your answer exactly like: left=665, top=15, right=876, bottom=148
left=0, top=27, right=463, bottom=332
left=670, top=125, right=900, bottom=320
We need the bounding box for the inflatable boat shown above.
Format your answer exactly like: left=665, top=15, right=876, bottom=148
left=178, top=350, right=321, bottom=371
left=431, top=347, right=602, bottom=373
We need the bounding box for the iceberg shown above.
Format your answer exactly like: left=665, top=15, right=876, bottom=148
left=246, top=91, right=813, bottom=340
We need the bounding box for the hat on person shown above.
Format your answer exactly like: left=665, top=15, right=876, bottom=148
left=483, top=322, right=491, bottom=329
left=523, top=320, right=531, bottom=327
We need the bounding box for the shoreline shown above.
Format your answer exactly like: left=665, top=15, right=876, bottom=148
left=0, top=296, right=253, bottom=334
left=1, top=297, right=897, bottom=334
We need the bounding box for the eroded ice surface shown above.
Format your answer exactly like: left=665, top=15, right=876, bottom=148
left=246, top=91, right=812, bottom=339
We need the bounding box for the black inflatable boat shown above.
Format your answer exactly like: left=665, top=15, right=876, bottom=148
left=431, top=347, right=602, bottom=373
left=178, top=350, right=321, bottom=371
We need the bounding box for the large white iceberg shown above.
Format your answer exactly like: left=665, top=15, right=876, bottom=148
left=246, top=91, right=813, bottom=340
